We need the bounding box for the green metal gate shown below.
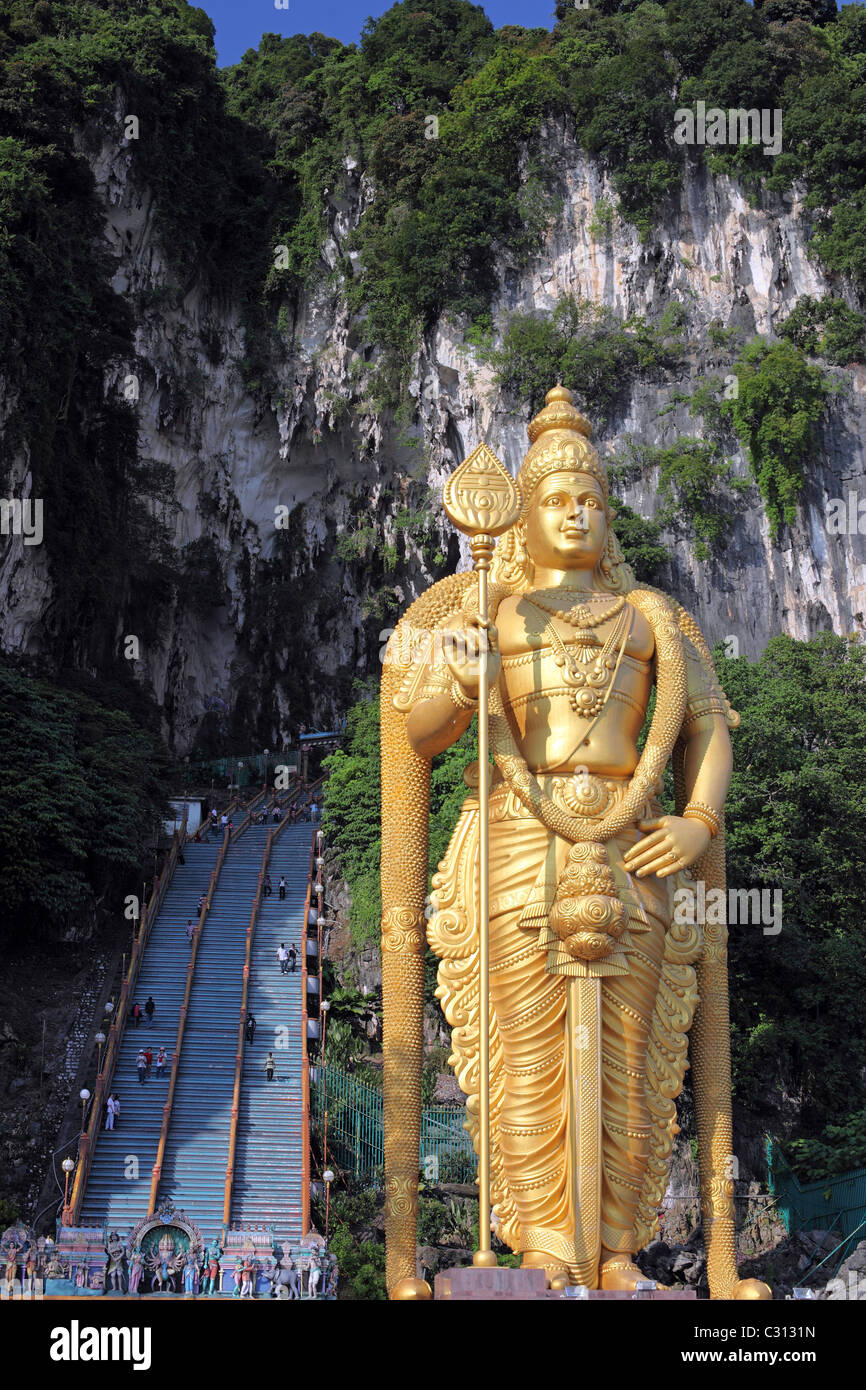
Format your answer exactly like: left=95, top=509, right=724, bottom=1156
left=767, top=1137, right=866, bottom=1273
left=313, top=1065, right=477, bottom=1185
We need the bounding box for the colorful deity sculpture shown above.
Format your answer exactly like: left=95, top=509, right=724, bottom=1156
left=128, top=1249, right=144, bottom=1295
left=0, top=1223, right=31, bottom=1291
left=203, top=1244, right=222, bottom=1296
left=381, top=387, right=772, bottom=1300
left=148, top=1230, right=182, bottom=1292
left=105, top=1232, right=126, bottom=1293
left=239, top=1255, right=255, bottom=1299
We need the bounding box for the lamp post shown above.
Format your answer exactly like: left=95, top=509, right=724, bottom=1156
left=323, top=1168, right=335, bottom=1243
left=320, top=998, right=331, bottom=1211
left=79, top=1088, right=91, bottom=1132
left=104, top=999, right=114, bottom=1032
left=62, top=1156, right=76, bottom=1208
left=315, top=865, right=325, bottom=993
left=95, top=1031, right=106, bottom=1076
left=263, top=748, right=269, bottom=787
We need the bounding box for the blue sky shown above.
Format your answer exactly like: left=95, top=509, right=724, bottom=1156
left=203, top=0, right=558, bottom=68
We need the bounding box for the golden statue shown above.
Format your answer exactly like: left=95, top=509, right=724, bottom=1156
left=380, top=387, right=769, bottom=1300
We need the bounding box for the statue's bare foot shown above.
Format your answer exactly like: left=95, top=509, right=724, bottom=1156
left=522, top=1250, right=570, bottom=1288
left=599, top=1255, right=668, bottom=1292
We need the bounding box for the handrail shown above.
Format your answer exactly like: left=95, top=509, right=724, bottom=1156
left=223, top=827, right=271, bottom=1224
left=231, top=784, right=269, bottom=842
left=186, top=796, right=241, bottom=846
left=300, top=829, right=316, bottom=1238
left=64, top=807, right=188, bottom=1225
left=223, top=809, right=297, bottom=1225
left=147, top=825, right=231, bottom=1216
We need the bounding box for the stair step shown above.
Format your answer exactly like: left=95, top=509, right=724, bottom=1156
left=82, top=823, right=315, bottom=1233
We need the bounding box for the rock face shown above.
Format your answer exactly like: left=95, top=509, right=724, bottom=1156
left=2, top=118, right=864, bottom=750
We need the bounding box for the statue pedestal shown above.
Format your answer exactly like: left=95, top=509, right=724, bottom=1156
left=434, top=1267, right=697, bottom=1300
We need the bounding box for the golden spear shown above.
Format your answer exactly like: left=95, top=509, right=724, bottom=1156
left=443, top=443, right=522, bottom=1268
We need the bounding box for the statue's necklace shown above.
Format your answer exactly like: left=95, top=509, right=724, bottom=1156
left=528, top=592, right=626, bottom=630
left=525, top=597, right=631, bottom=718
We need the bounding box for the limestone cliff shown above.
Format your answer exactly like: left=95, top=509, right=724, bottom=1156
left=2, top=114, right=864, bottom=750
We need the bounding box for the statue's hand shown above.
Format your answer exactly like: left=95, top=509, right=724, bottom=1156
left=441, top=614, right=500, bottom=699
left=623, top=815, right=711, bottom=879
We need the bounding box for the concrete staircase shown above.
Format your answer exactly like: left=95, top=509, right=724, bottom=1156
left=155, top=825, right=271, bottom=1243
left=77, top=818, right=315, bottom=1258
left=80, top=838, right=220, bottom=1230
left=231, top=824, right=310, bottom=1251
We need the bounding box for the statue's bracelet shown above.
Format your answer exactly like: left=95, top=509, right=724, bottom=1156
left=449, top=679, right=478, bottom=711
left=683, top=801, right=721, bottom=838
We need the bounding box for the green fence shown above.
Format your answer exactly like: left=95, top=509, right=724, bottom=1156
left=182, top=751, right=300, bottom=790
left=767, top=1137, right=866, bottom=1273
left=312, top=1065, right=477, bottom=1185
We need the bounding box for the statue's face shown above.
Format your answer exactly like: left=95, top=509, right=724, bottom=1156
left=523, top=471, right=607, bottom=572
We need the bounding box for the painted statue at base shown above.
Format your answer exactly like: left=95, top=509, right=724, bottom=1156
left=381, top=387, right=770, bottom=1299
left=307, top=1250, right=322, bottom=1299
left=203, top=1245, right=222, bottom=1296
left=282, top=1253, right=300, bottom=1299
left=1, top=1222, right=31, bottom=1291
left=239, top=1255, right=255, bottom=1298
left=105, top=1232, right=126, bottom=1292
left=147, top=1230, right=183, bottom=1292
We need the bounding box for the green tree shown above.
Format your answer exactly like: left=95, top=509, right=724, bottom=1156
left=719, top=634, right=866, bottom=1133
left=722, top=339, right=829, bottom=537
left=0, top=661, right=172, bottom=942
left=778, top=295, right=866, bottom=366
left=491, top=295, right=683, bottom=428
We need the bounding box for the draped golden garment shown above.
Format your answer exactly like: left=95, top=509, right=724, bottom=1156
left=430, top=773, right=702, bottom=1286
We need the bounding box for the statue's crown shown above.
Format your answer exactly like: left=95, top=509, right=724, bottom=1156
left=518, top=385, right=606, bottom=511
left=527, top=383, right=592, bottom=445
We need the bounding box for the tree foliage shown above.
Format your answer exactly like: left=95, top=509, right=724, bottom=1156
left=787, top=1109, right=866, bottom=1181
left=719, top=634, right=866, bottom=1136
left=778, top=295, right=866, bottom=367
left=0, top=661, right=172, bottom=943
left=722, top=339, right=830, bottom=538
left=490, top=294, right=684, bottom=428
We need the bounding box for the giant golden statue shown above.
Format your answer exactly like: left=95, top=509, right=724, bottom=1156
left=380, top=387, right=767, bottom=1299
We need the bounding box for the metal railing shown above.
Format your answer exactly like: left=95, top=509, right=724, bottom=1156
left=187, top=796, right=240, bottom=845
left=301, top=832, right=315, bottom=1237
left=222, top=811, right=294, bottom=1226
left=767, top=1137, right=866, bottom=1274
left=147, top=825, right=231, bottom=1215
left=312, top=1065, right=476, bottom=1185
left=63, top=808, right=188, bottom=1226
